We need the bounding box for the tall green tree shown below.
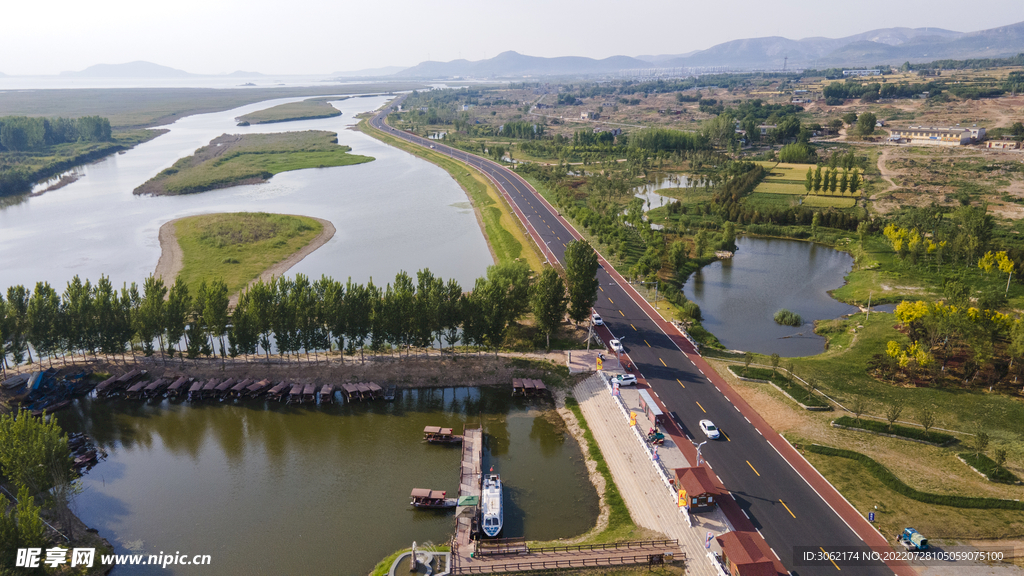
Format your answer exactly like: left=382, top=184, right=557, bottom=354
left=248, top=279, right=276, bottom=361
left=849, top=168, right=861, bottom=195
left=324, top=278, right=347, bottom=361
left=694, top=230, right=709, bottom=259
left=804, top=166, right=813, bottom=193
left=137, top=276, right=166, bottom=357
left=345, top=279, right=373, bottom=363
left=856, top=112, right=877, bottom=136
left=5, top=285, right=31, bottom=365
left=564, top=240, right=600, bottom=325
left=838, top=169, right=849, bottom=194
left=204, top=278, right=230, bottom=360
left=415, top=269, right=444, bottom=350
left=27, top=282, right=61, bottom=367
left=485, top=261, right=532, bottom=323
left=165, top=279, right=191, bottom=362
left=439, top=279, right=463, bottom=355
left=812, top=165, right=823, bottom=192
left=228, top=290, right=258, bottom=359
left=532, top=268, right=568, bottom=350
left=0, top=410, right=70, bottom=494
left=62, top=276, right=93, bottom=362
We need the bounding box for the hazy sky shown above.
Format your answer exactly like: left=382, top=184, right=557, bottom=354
left=2, top=0, right=1020, bottom=75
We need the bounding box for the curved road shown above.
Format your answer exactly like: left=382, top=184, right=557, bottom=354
left=369, top=96, right=907, bottom=576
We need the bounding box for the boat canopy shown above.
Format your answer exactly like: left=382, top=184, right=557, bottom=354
left=410, top=488, right=447, bottom=499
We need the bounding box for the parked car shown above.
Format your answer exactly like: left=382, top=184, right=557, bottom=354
left=591, top=312, right=603, bottom=326
left=609, top=339, right=624, bottom=353
left=699, top=419, right=720, bottom=439
left=613, top=374, right=637, bottom=386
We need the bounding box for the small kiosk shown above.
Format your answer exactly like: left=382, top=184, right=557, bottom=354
left=637, top=389, right=666, bottom=427
left=714, top=531, right=776, bottom=576
left=673, top=467, right=719, bottom=511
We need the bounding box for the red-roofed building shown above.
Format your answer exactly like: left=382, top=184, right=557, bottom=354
left=673, top=467, right=719, bottom=511
left=715, top=531, right=776, bottom=576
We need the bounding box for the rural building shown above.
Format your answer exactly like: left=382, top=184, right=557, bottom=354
left=673, top=467, right=719, bottom=510
left=987, top=139, right=1021, bottom=150
left=842, top=69, right=881, bottom=76
left=713, top=531, right=776, bottom=576
left=757, top=124, right=777, bottom=136
left=887, top=126, right=974, bottom=146
left=580, top=111, right=600, bottom=120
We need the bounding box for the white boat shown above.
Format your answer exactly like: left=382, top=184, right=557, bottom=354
left=480, top=474, right=503, bottom=537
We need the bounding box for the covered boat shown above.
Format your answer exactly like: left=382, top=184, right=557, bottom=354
left=481, top=474, right=503, bottom=537
left=410, top=488, right=457, bottom=509
left=423, top=426, right=463, bottom=444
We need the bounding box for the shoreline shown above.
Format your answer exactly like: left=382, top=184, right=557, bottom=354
left=154, top=214, right=336, bottom=303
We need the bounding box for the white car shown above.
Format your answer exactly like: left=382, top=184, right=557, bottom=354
left=609, top=339, right=624, bottom=353
left=613, top=374, right=637, bottom=386
left=699, top=419, right=720, bottom=440
left=591, top=312, right=603, bottom=326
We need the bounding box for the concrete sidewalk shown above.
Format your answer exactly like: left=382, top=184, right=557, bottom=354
left=573, top=373, right=732, bottom=576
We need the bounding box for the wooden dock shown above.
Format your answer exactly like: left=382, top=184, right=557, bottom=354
left=455, top=423, right=483, bottom=554
left=511, top=378, right=548, bottom=397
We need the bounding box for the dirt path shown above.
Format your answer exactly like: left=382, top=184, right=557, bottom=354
left=155, top=215, right=336, bottom=303
left=876, top=147, right=900, bottom=194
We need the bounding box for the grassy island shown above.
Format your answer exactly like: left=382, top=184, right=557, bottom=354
left=166, top=212, right=329, bottom=296
left=236, top=97, right=346, bottom=125
left=134, top=130, right=373, bottom=196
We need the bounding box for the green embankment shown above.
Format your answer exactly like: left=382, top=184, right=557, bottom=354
left=236, top=97, right=346, bottom=125
left=357, top=119, right=544, bottom=271
left=173, top=212, right=322, bottom=296
left=134, top=130, right=373, bottom=196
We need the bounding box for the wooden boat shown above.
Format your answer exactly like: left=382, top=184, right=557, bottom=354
left=319, top=385, right=334, bottom=404
left=267, top=382, right=290, bottom=402
left=73, top=450, right=97, bottom=468
left=231, top=379, right=253, bottom=397
left=366, top=382, right=383, bottom=399
left=302, top=383, right=316, bottom=404
left=410, top=488, right=457, bottom=509
left=187, top=380, right=205, bottom=401
left=423, top=426, right=463, bottom=444
left=93, top=376, right=119, bottom=397
left=246, top=379, right=272, bottom=397
left=287, top=383, right=304, bottom=404
left=143, top=378, right=170, bottom=398
left=166, top=377, right=191, bottom=397
left=214, top=378, right=236, bottom=397
left=341, top=383, right=360, bottom=402
left=383, top=386, right=397, bottom=401
left=200, top=378, right=220, bottom=399
left=124, top=379, right=150, bottom=400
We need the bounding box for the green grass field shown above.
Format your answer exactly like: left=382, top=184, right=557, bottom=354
left=765, top=163, right=811, bottom=180
left=134, top=130, right=373, bottom=195
left=753, top=181, right=808, bottom=195
left=236, top=97, right=345, bottom=124
left=174, top=212, right=322, bottom=296
left=802, top=195, right=857, bottom=208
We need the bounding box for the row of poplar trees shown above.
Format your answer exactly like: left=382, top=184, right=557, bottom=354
left=0, top=241, right=601, bottom=371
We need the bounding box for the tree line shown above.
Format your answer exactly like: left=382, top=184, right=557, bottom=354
left=0, top=115, right=112, bottom=152
left=0, top=242, right=602, bottom=372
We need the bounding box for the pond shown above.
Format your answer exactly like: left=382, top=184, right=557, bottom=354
left=58, top=387, right=598, bottom=575
left=632, top=173, right=692, bottom=211
left=684, top=236, right=858, bottom=357
left=0, top=94, right=493, bottom=295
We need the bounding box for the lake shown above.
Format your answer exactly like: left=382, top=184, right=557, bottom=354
left=0, top=94, right=493, bottom=295
left=684, top=236, right=857, bottom=357
left=59, top=387, right=598, bottom=575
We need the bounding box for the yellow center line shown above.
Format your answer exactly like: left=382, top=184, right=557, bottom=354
left=676, top=378, right=685, bottom=388
left=660, top=358, right=667, bottom=367
left=608, top=297, right=614, bottom=304
left=780, top=500, right=796, bottom=518
left=696, top=401, right=706, bottom=413
left=721, top=431, right=731, bottom=442
left=820, top=547, right=840, bottom=571
left=630, top=324, right=637, bottom=331
left=618, top=310, right=625, bottom=317
left=746, top=460, right=760, bottom=476
left=599, top=286, right=604, bottom=292
left=644, top=339, right=651, bottom=348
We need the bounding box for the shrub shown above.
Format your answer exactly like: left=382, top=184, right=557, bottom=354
left=778, top=143, right=816, bottom=163
left=774, top=309, right=802, bottom=326
left=958, top=452, right=1021, bottom=484
left=806, top=445, right=1024, bottom=509
left=832, top=416, right=955, bottom=445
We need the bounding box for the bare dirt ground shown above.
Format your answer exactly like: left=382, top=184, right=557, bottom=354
left=154, top=215, right=336, bottom=302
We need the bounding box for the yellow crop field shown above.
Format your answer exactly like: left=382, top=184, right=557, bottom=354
left=802, top=195, right=857, bottom=208
left=753, top=181, right=807, bottom=195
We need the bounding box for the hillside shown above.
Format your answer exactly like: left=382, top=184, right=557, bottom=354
left=60, top=61, right=194, bottom=78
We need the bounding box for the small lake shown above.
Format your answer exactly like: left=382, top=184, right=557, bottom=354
left=684, top=236, right=857, bottom=357
left=632, top=173, right=692, bottom=211
left=59, top=387, right=597, bottom=575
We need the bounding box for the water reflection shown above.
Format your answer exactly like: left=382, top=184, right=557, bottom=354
left=58, top=387, right=597, bottom=575
left=684, top=236, right=857, bottom=356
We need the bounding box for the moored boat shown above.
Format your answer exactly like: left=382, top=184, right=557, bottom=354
left=481, top=474, right=503, bottom=537
left=423, top=426, right=463, bottom=444
left=410, top=488, right=457, bottom=509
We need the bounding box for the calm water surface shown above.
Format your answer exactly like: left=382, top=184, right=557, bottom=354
left=0, top=94, right=493, bottom=293
left=59, top=388, right=597, bottom=575
left=684, top=236, right=857, bottom=356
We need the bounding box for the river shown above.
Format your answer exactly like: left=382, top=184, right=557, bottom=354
left=59, top=387, right=597, bottom=575
left=0, top=94, right=493, bottom=294
left=684, top=236, right=857, bottom=357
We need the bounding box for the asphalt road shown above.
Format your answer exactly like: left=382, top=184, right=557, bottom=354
left=369, top=97, right=893, bottom=576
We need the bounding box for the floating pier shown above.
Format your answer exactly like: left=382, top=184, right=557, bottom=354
left=511, top=378, right=548, bottom=397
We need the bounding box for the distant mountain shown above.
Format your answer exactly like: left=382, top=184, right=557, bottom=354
left=392, top=51, right=648, bottom=78
left=661, top=21, right=1024, bottom=69
left=635, top=51, right=699, bottom=64
left=331, top=66, right=407, bottom=78
left=60, top=61, right=194, bottom=78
